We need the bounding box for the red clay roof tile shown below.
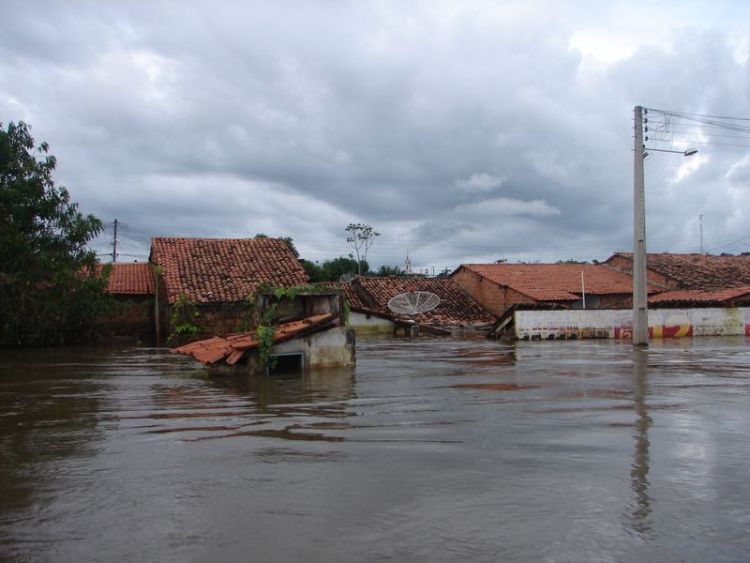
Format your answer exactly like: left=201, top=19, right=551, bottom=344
left=322, top=281, right=382, bottom=316
left=607, top=252, right=750, bottom=290
left=649, top=286, right=750, bottom=305
left=101, top=263, right=154, bottom=295
left=458, top=263, right=639, bottom=301
left=150, top=237, right=308, bottom=304
left=340, top=277, right=495, bottom=326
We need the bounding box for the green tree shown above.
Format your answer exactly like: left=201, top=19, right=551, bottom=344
left=299, top=256, right=368, bottom=282
left=0, top=121, right=111, bottom=346
left=299, top=258, right=323, bottom=282
left=376, top=265, right=404, bottom=277
left=323, top=257, right=367, bottom=281
left=280, top=236, right=299, bottom=258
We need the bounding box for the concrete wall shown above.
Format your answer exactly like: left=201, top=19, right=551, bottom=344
left=452, top=268, right=534, bottom=316
left=273, top=327, right=355, bottom=368
left=349, top=311, right=395, bottom=334
left=515, top=308, right=750, bottom=340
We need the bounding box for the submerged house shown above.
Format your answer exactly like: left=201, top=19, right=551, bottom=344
left=471, top=255, right=750, bottom=341
left=172, top=289, right=355, bottom=374
left=451, top=263, right=641, bottom=318
left=605, top=252, right=750, bottom=291
left=603, top=253, right=750, bottom=336
left=328, top=276, right=495, bottom=334
left=451, top=262, right=669, bottom=341
left=96, top=262, right=155, bottom=341
left=150, top=237, right=309, bottom=341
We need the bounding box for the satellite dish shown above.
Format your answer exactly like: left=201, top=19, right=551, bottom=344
left=339, top=272, right=356, bottom=283
left=388, top=291, right=440, bottom=316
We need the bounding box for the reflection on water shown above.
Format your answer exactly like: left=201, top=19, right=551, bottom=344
left=0, top=348, right=110, bottom=542
left=629, top=348, right=653, bottom=537
left=2, top=337, right=750, bottom=561
left=126, top=366, right=358, bottom=444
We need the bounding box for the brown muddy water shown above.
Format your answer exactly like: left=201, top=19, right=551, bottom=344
left=2, top=336, right=750, bottom=562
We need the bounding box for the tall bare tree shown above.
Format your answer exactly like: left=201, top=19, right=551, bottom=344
left=345, top=223, right=380, bottom=275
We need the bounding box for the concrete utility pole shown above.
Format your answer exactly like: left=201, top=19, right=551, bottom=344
left=632, top=106, right=697, bottom=345
left=633, top=106, right=648, bottom=346
left=112, top=218, right=119, bottom=263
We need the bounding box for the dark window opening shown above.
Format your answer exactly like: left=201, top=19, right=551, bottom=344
left=270, top=353, right=304, bottom=374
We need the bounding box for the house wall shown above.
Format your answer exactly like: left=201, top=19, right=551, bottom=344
left=97, top=295, right=154, bottom=342
left=349, top=311, right=395, bottom=334
left=195, top=303, right=248, bottom=337
left=258, top=293, right=342, bottom=321
left=230, top=326, right=355, bottom=375
left=452, top=268, right=535, bottom=316
left=273, top=327, right=356, bottom=368
left=595, top=293, right=632, bottom=309
left=154, top=274, right=169, bottom=344
left=175, top=293, right=345, bottom=341
left=164, top=301, right=249, bottom=344
left=514, top=308, right=750, bottom=340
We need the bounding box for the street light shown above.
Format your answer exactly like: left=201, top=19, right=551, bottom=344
left=643, top=147, right=698, bottom=158
left=632, top=105, right=697, bottom=346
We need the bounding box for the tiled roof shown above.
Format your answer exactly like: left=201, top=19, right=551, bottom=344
left=322, top=281, right=381, bottom=315
left=99, top=263, right=155, bottom=295
left=607, top=252, right=750, bottom=290
left=352, top=277, right=495, bottom=326
left=457, top=263, right=640, bottom=301
left=649, top=286, right=750, bottom=305
left=150, top=237, right=308, bottom=304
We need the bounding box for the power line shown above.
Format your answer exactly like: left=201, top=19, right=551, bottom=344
left=659, top=128, right=750, bottom=140
left=647, top=109, right=750, bottom=122
left=645, top=108, right=750, bottom=139
left=704, top=234, right=750, bottom=254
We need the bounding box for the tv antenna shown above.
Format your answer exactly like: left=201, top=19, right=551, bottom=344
left=387, top=291, right=440, bottom=315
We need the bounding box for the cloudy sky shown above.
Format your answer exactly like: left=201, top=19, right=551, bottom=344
left=2, top=1, right=749, bottom=272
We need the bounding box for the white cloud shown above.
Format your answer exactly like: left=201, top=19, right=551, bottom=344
left=1, top=0, right=748, bottom=269
left=455, top=173, right=505, bottom=193
left=453, top=197, right=559, bottom=220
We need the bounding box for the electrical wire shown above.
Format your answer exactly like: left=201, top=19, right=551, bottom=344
left=645, top=108, right=750, bottom=138
left=648, top=109, right=750, bottom=122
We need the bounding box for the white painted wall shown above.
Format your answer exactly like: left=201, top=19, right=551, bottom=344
left=515, top=308, right=750, bottom=340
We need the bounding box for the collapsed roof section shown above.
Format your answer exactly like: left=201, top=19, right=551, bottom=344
left=172, top=313, right=337, bottom=366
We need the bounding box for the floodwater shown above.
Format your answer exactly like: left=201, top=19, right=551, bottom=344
left=2, top=336, right=750, bottom=562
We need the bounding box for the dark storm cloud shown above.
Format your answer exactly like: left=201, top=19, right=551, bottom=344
left=1, top=1, right=748, bottom=268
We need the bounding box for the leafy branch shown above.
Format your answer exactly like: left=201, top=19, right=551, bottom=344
left=167, top=293, right=200, bottom=343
